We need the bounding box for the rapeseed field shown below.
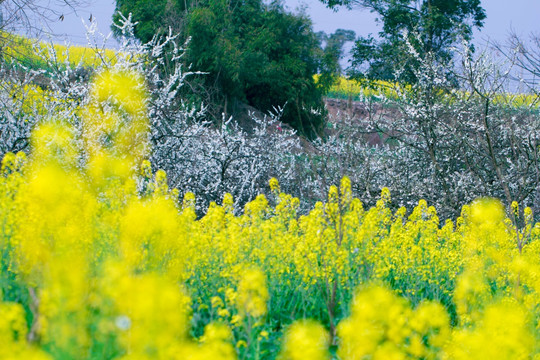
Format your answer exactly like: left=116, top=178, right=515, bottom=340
left=1, top=69, right=539, bottom=359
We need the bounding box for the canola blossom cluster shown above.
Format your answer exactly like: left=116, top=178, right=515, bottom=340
left=1, top=69, right=540, bottom=360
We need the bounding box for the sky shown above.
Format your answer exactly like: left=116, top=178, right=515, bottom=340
left=286, top=0, right=540, bottom=45
left=10, top=0, right=540, bottom=50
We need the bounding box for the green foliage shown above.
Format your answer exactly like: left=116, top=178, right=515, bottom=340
left=112, top=0, right=173, bottom=43
left=315, top=29, right=356, bottom=93
left=114, top=0, right=330, bottom=139
left=320, top=0, right=486, bottom=83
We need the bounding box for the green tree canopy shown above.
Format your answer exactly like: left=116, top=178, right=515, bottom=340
left=316, top=29, right=356, bottom=92
left=113, top=0, right=333, bottom=139
left=319, top=0, right=486, bottom=83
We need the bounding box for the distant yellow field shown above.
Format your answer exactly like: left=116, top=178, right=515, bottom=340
left=2, top=32, right=118, bottom=69
left=321, top=75, right=540, bottom=108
